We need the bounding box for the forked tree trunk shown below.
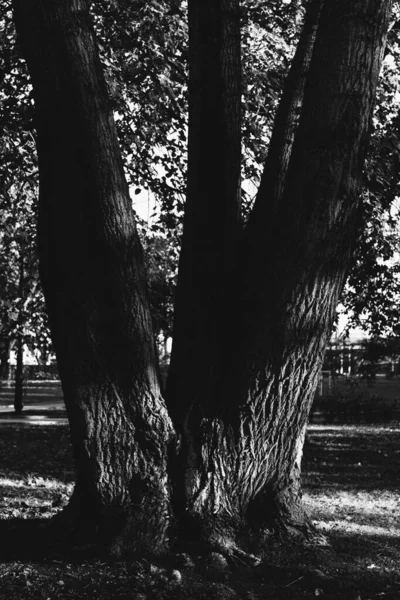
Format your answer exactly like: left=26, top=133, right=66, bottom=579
left=12, top=0, right=392, bottom=559
left=12, top=0, right=174, bottom=555
left=167, top=0, right=392, bottom=554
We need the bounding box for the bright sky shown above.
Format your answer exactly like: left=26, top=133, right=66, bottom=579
left=130, top=187, right=156, bottom=223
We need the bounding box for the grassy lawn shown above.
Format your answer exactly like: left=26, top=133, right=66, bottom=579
left=0, top=422, right=399, bottom=599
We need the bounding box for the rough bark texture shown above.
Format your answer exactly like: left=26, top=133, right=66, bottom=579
left=167, top=0, right=392, bottom=554
left=12, top=0, right=174, bottom=555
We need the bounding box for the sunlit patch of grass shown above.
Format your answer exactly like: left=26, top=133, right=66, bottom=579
left=304, top=489, right=400, bottom=526
left=304, top=488, right=400, bottom=555
left=0, top=475, right=73, bottom=520
left=0, top=476, right=72, bottom=489
left=308, top=423, right=400, bottom=435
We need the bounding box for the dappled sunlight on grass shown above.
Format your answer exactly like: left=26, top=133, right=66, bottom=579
left=304, top=489, right=400, bottom=538
left=304, top=423, right=400, bottom=492
left=301, top=423, right=400, bottom=594
left=309, top=424, right=400, bottom=435
left=0, top=475, right=73, bottom=520
left=315, top=521, right=399, bottom=538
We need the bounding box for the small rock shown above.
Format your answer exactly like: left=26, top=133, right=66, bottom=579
left=168, top=569, right=182, bottom=584
left=135, top=594, right=147, bottom=600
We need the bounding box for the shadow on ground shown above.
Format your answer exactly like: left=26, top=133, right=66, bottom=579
left=0, top=422, right=399, bottom=598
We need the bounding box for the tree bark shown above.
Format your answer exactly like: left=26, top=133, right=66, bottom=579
left=12, top=0, right=174, bottom=555
left=0, top=339, right=11, bottom=380
left=168, top=0, right=392, bottom=554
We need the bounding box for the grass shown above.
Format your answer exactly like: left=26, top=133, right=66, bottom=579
left=0, top=421, right=399, bottom=599
left=320, top=375, right=400, bottom=401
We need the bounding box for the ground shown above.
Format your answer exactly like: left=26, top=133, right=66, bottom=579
left=0, top=382, right=399, bottom=599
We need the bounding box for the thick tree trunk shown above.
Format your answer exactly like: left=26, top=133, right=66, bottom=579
left=168, top=0, right=392, bottom=554
left=12, top=0, right=174, bottom=555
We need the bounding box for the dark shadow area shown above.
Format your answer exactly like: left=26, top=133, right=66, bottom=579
left=304, top=424, right=400, bottom=490
left=0, top=423, right=73, bottom=478
left=0, top=518, right=74, bottom=562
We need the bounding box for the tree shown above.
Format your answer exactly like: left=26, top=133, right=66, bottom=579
left=11, top=0, right=392, bottom=557
left=0, top=2, right=51, bottom=384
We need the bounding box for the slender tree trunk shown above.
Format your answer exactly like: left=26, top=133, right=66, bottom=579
left=12, top=0, right=174, bottom=555
left=14, top=252, right=25, bottom=414
left=14, top=336, right=24, bottom=414
left=0, top=340, right=11, bottom=380
left=167, top=0, right=392, bottom=554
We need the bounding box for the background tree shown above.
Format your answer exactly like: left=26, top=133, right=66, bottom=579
left=10, top=0, right=393, bottom=557
left=0, top=2, right=51, bottom=387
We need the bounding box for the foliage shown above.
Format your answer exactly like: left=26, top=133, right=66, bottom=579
left=142, top=233, right=178, bottom=339
left=0, top=2, right=50, bottom=364
left=91, top=0, right=188, bottom=233
left=2, top=0, right=400, bottom=349
left=341, top=6, right=400, bottom=337
left=241, top=0, right=303, bottom=208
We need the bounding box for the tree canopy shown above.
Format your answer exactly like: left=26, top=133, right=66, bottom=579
left=2, top=1, right=400, bottom=348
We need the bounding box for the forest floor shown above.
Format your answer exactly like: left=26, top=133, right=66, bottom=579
left=0, top=411, right=399, bottom=599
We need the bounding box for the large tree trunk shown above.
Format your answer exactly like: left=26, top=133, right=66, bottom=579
left=167, top=0, right=392, bottom=555
left=12, top=0, right=392, bottom=560
left=12, top=0, right=174, bottom=555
